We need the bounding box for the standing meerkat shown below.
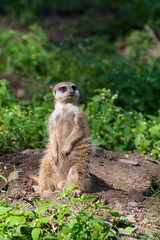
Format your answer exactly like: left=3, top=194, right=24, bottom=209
left=29, top=82, right=92, bottom=196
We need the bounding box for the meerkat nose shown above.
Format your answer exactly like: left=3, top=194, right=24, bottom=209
left=70, top=91, right=74, bottom=96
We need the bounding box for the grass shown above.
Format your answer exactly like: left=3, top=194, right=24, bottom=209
left=0, top=185, right=134, bottom=240
left=144, top=176, right=160, bottom=199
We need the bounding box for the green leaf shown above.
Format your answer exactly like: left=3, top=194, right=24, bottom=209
left=9, top=210, right=22, bottom=215
left=69, top=218, right=77, bottom=228
left=0, top=236, right=10, bottom=240
left=143, top=139, right=151, bottom=148
left=45, top=200, right=55, bottom=208
left=16, top=224, right=31, bottom=235
left=124, top=127, right=131, bottom=135
left=114, top=145, right=125, bottom=152
left=105, top=125, right=113, bottom=134
left=12, top=233, right=25, bottom=237
left=24, top=210, right=36, bottom=218
left=79, top=195, right=97, bottom=202
left=0, top=207, right=13, bottom=215
left=149, top=125, right=160, bottom=138
left=92, top=119, right=101, bottom=132
left=109, top=211, right=122, bottom=217
left=106, top=229, right=117, bottom=237
left=37, top=204, right=48, bottom=214
left=29, top=214, right=54, bottom=227
left=0, top=174, right=7, bottom=183
left=44, top=236, right=56, bottom=239
left=6, top=215, right=26, bottom=226
left=60, top=226, right=70, bottom=235
left=0, top=222, right=8, bottom=227
left=135, top=134, right=142, bottom=146
left=31, top=228, right=41, bottom=240
left=34, top=197, right=44, bottom=205
left=68, top=196, right=77, bottom=204
left=119, top=216, right=129, bottom=222
left=88, top=216, right=105, bottom=225
left=125, top=226, right=136, bottom=236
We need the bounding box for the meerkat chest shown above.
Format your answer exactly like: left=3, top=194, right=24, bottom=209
left=54, top=107, right=76, bottom=144
left=56, top=109, right=75, bottom=128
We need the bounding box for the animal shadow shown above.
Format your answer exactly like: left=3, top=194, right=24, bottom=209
left=90, top=173, right=114, bottom=193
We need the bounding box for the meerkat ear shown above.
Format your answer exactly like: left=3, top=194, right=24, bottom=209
left=52, top=84, right=57, bottom=96
left=52, top=86, right=56, bottom=96
left=53, top=90, right=56, bottom=96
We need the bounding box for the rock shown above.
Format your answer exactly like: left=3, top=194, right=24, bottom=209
left=14, top=194, right=21, bottom=200
left=121, top=237, right=137, bottom=240
left=8, top=170, right=20, bottom=181
left=128, top=201, right=138, bottom=207
left=33, top=149, right=42, bottom=154
left=120, top=231, right=137, bottom=240
left=27, top=196, right=34, bottom=201
left=114, top=202, right=123, bottom=211
left=119, top=159, right=140, bottom=166
left=32, top=185, right=42, bottom=193
left=128, top=189, right=144, bottom=202
left=144, top=155, right=158, bottom=164
left=16, top=88, right=24, bottom=98
left=126, top=214, right=136, bottom=223
left=141, top=218, right=149, bottom=224
left=93, top=147, right=105, bottom=158
left=137, top=213, right=143, bottom=220
left=22, top=149, right=33, bottom=155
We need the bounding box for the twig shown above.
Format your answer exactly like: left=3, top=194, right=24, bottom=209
left=144, top=24, right=160, bottom=48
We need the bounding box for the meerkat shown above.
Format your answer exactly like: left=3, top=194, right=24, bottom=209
left=28, top=82, right=92, bottom=196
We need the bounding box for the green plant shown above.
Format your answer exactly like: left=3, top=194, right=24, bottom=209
left=85, top=88, right=160, bottom=161
left=0, top=27, right=51, bottom=78
left=125, top=30, right=155, bottom=58
left=85, top=88, right=138, bottom=152
left=1, top=27, right=160, bottom=114
left=0, top=80, right=52, bottom=153
left=144, top=176, right=160, bottom=198
left=0, top=185, right=159, bottom=239
left=0, top=0, right=86, bottom=25
left=0, top=185, right=131, bottom=239
left=0, top=163, right=7, bottom=184
left=1, top=80, right=160, bottom=162
left=1, top=26, right=160, bottom=160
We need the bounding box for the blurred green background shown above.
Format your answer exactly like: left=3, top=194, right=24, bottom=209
left=1, top=0, right=160, bottom=161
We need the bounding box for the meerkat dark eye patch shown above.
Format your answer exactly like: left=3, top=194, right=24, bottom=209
left=59, top=86, right=67, bottom=92
left=72, top=85, right=77, bottom=91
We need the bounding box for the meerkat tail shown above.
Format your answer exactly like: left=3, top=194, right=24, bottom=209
left=25, top=172, right=39, bottom=184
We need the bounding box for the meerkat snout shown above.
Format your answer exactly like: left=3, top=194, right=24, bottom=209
left=53, top=82, right=80, bottom=104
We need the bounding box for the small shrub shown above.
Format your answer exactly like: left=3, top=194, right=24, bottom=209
left=0, top=27, right=51, bottom=78
left=1, top=28, right=160, bottom=114
left=0, top=185, right=128, bottom=239
left=144, top=176, right=160, bottom=198
left=1, top=80, right=160, bottom=161
left=0, top=80, right=52, bottom=153
left=85, top=88, right=160, bottom=161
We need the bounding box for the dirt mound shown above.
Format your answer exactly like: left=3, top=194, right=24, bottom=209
left=0, top=148, right=160, bottom=232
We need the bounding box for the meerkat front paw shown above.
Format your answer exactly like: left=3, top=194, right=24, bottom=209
left=52, top=154, right=58, bottom=164
left=60, top=144, right=72, bottom=157
left=57, top=180, right=65, bottom=190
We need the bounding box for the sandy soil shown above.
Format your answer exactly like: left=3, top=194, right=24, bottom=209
left=0, top=147, right=160, bottom=235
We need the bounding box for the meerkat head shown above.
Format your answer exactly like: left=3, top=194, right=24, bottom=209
left=53, top=82, right=79, bottom=105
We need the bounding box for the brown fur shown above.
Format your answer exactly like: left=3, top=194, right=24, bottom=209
left=29, top=82, right=92, bottom=196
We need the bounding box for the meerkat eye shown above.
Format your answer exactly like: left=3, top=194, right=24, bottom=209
left=72, top=85, right=77, bottom=91
left=59, top=86, right=67, bottom=92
